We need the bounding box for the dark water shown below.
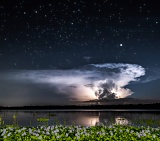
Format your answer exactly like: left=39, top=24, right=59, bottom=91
left=1, top=110, right=160, bottom=127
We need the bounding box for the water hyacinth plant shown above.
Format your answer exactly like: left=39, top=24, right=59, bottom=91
left=0, top=125, right=160, bottom=140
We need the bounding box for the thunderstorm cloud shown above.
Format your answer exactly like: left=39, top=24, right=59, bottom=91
left=0, top=63, right=145, bottom=106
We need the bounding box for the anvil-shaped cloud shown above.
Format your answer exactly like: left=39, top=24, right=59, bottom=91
left=0, top=63, right=145, bottom=106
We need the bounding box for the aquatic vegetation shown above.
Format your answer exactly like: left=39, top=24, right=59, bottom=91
left=1, top=112, right=160, bottom=140
left=12, top=113, right=19, bottom=127
left=0, top=125, right=160, bottom=140
left=0, top=116, right=4, bottom=125
left=37, top=118, right=50, bottom=122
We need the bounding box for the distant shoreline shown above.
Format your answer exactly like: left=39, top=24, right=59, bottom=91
left=1, top=103, right=160, bottom=110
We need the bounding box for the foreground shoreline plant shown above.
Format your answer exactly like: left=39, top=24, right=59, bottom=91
left=0, top=125, right=160, bottom=141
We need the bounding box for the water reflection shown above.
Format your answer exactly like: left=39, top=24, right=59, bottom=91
left=115, top=117, right=130, bottom=125
left=0, top=110, right=160, bottom=127
left=80, top=116, right=99, bottom=126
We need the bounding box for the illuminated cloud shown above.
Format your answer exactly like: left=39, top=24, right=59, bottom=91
left=0, top=63, right=145, bottom=106
left=84, top=63, right=145, bottom=99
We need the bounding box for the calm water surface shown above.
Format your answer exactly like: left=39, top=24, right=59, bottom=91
left=1, top=109, right=160, bottom=127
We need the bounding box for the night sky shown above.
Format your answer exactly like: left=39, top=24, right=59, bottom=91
left=0, top=0, right=160, bottom=106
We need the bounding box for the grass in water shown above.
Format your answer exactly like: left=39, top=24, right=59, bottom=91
left=37, top=118, right=50, bottom=122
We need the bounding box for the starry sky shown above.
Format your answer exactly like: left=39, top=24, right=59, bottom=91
left=0, top=0, right=160, bottom=106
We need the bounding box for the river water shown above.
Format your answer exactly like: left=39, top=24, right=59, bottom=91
left=0, top=109, right=160, bottom=127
